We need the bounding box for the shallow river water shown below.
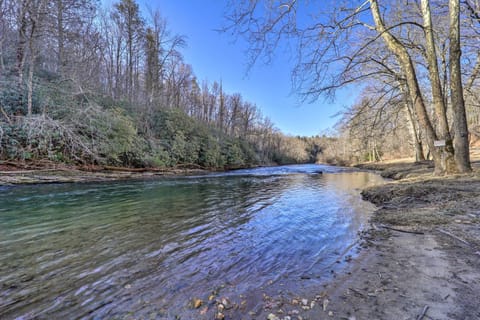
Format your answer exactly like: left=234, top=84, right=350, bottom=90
left=0, top=164, right=383, bottom=319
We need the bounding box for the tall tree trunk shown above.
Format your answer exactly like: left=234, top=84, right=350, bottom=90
left=56, top=0, right=65, bottom=76
left=115, top=38, right=121, bottom=100
left=449, top=0, right=472, bottom=172
left=402, top=85, right=426, bottom=161
left=27, top=52, right=34, bottom=116
left=421, top=0, right=456, bottom=172
left=17, top=2, right=28, bottom=113
left=0, top=1, right=5, bottom=72
left=26, top=4, right=38, bottom=117
left=370, top=0, right=446, bottom=174
left=127, top=11, right=133, bottom=103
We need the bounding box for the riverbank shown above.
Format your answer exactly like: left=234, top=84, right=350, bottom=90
left=290, top=161, right=480, bottom=319
left=2, top=160, right=479, bottom=319
left=0, top=161, right=212, bottom=185
left=216, top=161, right=476, bottom=319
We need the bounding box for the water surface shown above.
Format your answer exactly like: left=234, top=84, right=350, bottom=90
left=0, top=164, right=383, bottom=319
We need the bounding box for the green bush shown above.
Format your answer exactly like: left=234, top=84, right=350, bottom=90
left=69, top=105, right=147, bottom=166
left=148, top=108, right=259, bottom=169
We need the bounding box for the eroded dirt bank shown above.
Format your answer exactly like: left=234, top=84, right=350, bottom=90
left=0, top=161, right=209, bottom=185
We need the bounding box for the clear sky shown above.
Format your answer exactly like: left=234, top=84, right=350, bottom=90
left=138, top=0, right=358, bottom=136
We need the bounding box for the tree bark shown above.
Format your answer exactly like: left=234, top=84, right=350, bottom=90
left=26, top=0, right=44, bottom=117
left=402, top=84, right=426, bottom=161
left=421, top=0, right=456, bottom=172
left=370, top=0, right=445, bottom=174
left=56, top=0, right=65, bottom=76
left=449, top=0, right=472, bottom=172
left=17, top=1, right=29, bottom=113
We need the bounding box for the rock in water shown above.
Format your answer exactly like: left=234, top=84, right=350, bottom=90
left=193, top=298, right=202, bottom=309
left=267, top=313, right=280, bottom=320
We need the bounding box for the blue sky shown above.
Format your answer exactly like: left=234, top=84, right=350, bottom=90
left=139, top=0, right=359, bottom=136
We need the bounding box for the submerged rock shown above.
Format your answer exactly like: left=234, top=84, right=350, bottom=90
left=192, top=298, right=202, bottom=309
left=267, top=313, right=280, bottom=320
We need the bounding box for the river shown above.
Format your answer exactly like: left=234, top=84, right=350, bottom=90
left=0, top=164, right=383, bottom=319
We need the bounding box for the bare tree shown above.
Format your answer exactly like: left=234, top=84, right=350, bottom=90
left=224, top=0, right=472, bottom=174
left=0, top=0, right=11, bottom=72
left=113, top=0, right=144, bottom=103
left=16, top=0, right=29, bottom=103
left=450, top=0, right=471, bottom=172
left=46, top=0, right=98, bottom=78
left=24, top=0, right=47, bottom=116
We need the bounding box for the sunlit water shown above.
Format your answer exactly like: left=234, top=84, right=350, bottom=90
left=0, top=164, right=383, bottom=319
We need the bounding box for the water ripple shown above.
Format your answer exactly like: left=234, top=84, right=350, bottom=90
left=0, top=164, right=383, bottom=319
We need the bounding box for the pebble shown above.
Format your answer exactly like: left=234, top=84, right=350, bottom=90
left=215, top=312, right=225, bottom=320
left=267, top=313, right=280, bottom=320
left=328, top=311, right=334, bottom=316
left=193, top=298, right=202, bottom=309
left=301, top=299, right=308, bottom=306
left=323, top=298, right=329, bottom=311
left=221, top=298, right=231, bottom=309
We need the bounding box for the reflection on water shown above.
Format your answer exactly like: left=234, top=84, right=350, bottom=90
left=0, top=164, right=383, bottom=319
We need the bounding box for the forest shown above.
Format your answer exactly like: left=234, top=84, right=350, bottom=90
left=0, top=0, right=323, bottom=170
left=2, top=0, right=480, bottom=174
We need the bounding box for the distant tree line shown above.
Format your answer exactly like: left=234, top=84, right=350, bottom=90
left=0, top=0, right=321, bottom=169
